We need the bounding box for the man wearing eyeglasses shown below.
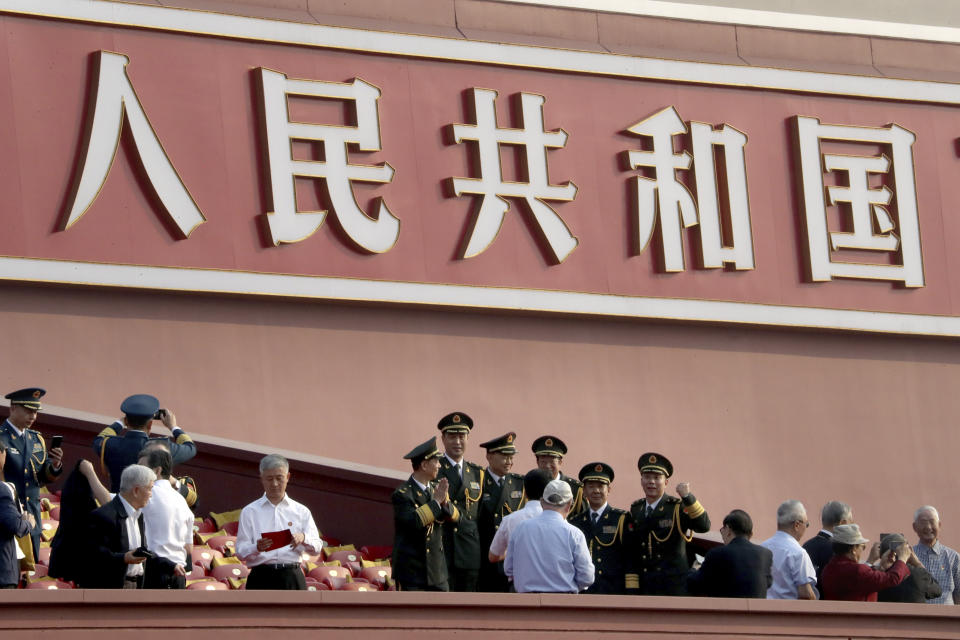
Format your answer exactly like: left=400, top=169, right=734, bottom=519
left=760, top=500, right=818, bottom=599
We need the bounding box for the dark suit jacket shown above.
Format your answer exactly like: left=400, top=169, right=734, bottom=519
left=688, top=536, right=773, bottom=598
left=802, top=530, right=833, bottom=588
left=0, top=420, right=61, bottom=552
left=630, top=493, right=711, bottom=595
left=83, top=495, right=146, bottom=589
left=569, top=504, right=636, bottom=594
left=878, top=564, right=943, bottom=603
left=0, top=483, right=32, bottom=586
left=478, top=471, right=525, bottom=591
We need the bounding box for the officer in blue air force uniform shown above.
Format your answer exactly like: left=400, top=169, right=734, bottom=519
left=569, top=462, right=639, bottom=594
left=391, top=437, right=459, bottom=591
left=629, top=452, right=710, bottom=596
left=0, top=388, right=63, bottom=558
left=477, top=431, right=526, bottom=592
left=92, top=394, right=196, bottom=493
left=436, top=411, right=485, bottom=592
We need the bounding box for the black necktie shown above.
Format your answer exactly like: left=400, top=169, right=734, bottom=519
left=591, top=512, right=599, bottom=524
left=646, top=505, right=654, bottom=518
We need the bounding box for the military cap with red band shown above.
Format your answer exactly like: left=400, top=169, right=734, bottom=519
left=637, top=452, right=673, bottom=478
left=579, top=461, right=615, bottom=484
left=437, top=411, right=473, bottom=434
left=5, top=387, right=45, bottom=411
left=532, top=435, right=568, bottom=457
left=479, top=432, right=517, bottom=454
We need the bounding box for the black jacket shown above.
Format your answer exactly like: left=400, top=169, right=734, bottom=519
left=391, top=477, right=457, bottom=589
left=802, top=530, right=833, bottom=588
left=688, top=536, right=773, bottom=598
left=83, top=495, right=146, bottom=589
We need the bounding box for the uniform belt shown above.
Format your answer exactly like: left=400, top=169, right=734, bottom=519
left=253, top=563, right=301, bottom=570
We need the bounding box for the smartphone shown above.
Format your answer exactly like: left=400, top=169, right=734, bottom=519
left=132, top=546, right=155, bottom=559
left=50, top=435, right=63, bottom=449
left=153, top=409, right=166, bottom=420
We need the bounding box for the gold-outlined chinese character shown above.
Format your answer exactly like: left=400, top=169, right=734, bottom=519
left=446, top=88, right=578, bottom=264
left=257, top=69, right=399, bottom=253
left=624, top=106, right=754, bottom=272
left=794, top=116, right=923, bottom=288
left=61, top=51, right=206, bottom=238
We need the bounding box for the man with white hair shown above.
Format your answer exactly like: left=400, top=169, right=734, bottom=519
left=84, top=464, right=157, bottom=589
left=504, top=479, right=594, bottom=593
left=912, top=505, right=960, bottom=604
left=235, top=454, right=323, bottom=590
left=760, top=500, right=818, bottom=599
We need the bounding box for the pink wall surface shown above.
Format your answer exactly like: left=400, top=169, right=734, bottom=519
left=0, top=590, right=957, bottom=638
left=1, top=281, right=958, bottom=550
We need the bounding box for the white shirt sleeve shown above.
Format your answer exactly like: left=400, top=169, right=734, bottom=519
left=234, top=504, right=259, bottom=562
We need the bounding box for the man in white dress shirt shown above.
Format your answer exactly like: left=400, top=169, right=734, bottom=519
left=137, top=447, right=193, bottom=588
left=235, top=454, right=323, bottom=590
left=760, top=499, right=818, bottom=600
left=487, top=469, right=551, bottom=565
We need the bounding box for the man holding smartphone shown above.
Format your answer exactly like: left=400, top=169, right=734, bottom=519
left=92, top=394, right=196, bottom=493
left=83, top=464, right=157, bottom=589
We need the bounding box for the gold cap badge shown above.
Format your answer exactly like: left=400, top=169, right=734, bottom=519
left=545, top=438, right=553, bottom=447
left=649, top=455, right=657, bottom=463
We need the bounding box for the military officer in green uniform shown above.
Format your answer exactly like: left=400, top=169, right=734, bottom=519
left=570, top=462, right=639, bottom=594
left=477, top=431, right=526, bottom=592
left=629, top=452, right=710, bottom=595
left=531, top=435, right=585, bottom=519
left=0, top=388, right=63, bottom=558
left=391, top=436, right=459, bottom=591
left=436, top=411, right=484, bottom=592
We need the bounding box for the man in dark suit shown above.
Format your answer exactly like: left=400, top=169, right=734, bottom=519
left=392, top=437, right=458, bottom=591
left=477, top=432, right=525, bottom=592
left=629, top=452, right=710, bottom=595
left=688, top=509, right=773, bottom=598
left=802, top=500, right=852, bottom=589
left=436, top=411, right=484, bottom=591
left=0, top=445, right=35, bottom=588
left=82, top=464, right=156, bottom=589
left=92, top=394, right=196, bottom=493
left=0, top=388, right=63, bottom=559
left=569, top=462, right=638, bottom=594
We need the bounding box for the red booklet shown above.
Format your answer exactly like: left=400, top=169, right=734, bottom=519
left=261, top=529, right=293, bottom=548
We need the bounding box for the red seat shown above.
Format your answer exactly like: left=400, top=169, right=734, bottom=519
left=210, top=563, right=250, bottom=581
left=195, top=518, right=218, bottom=536
left=193, top=546, right=223, bottom=570
left=49, top=507, right=61, bottom=521
left=187, top=579, right=228, bottom=590
left=26, top=579, right=72, bottom=589
left=321, top=575, right=351, bottom=590
left=326, top=549, right=363, bottom=576
left=36, top=546, right=52, bottom=566
left=339, top=581, right=375, bottom=591
left=27, top=565, right=49, bottom=579
left=221, top=521, right=240, bottom=536
left=206, top=535, right=236, bottom=556
left=359, top=566, right=391, bottom=589
left=184, top=564, right=207, bottom=581
left=360, top=545, right=392, bottom=561
left=308, top=565, right=350, bottom=582
left=304, top=578, right=329, bottom=591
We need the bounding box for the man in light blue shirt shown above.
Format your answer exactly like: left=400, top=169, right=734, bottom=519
left=760, top=499, right=818, bottom=599
left=504, top=479, right=594, bottom=593
left=488, top=469, right=551, bottom=563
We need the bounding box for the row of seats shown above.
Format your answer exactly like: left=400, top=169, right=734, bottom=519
left=26, top=488, right=395, bottom=591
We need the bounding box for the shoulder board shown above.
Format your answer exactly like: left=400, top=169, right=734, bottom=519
left=465, top=461, right=483, bottom=472
left=607, top=506, right=628, bottom=516
left=662, top=495, right=681, bottom=504
left=630, top=498, right=645, bottom=507
left=506, top=472, right=524, bottom=480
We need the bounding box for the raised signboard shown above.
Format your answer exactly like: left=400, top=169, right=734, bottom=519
left=3, top=1, right=960, bottom=335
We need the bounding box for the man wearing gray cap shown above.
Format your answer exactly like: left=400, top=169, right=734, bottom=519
left=504, top=479, right=594, bottom=593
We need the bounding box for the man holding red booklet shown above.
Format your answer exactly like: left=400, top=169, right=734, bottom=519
left=235, top=454, right=323, bottom=590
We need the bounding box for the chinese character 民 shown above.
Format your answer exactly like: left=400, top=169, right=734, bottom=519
left=794, top=116, right=923, bottom=287
left=624, top=106, right=754, bottom=272
left=258, top=69, right=399, bottom=252
left=62, top=51, right=206, bottom=238
left=447, top=88, right=578, bottom=264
